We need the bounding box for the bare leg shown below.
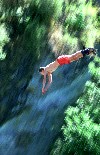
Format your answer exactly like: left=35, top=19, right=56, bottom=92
left=69, top=51, right=83, bottom=62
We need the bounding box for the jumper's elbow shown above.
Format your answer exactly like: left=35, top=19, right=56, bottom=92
left=49, top=79, right=52, bottom=84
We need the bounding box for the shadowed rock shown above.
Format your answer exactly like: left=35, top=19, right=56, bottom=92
left=0, top=55, right=91, bottom=155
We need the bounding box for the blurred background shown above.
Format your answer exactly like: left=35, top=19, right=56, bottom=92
left=0, top=0, right=100, bottom=155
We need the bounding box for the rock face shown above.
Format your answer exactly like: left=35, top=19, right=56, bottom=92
left=0, top=55, right=91, bottom=155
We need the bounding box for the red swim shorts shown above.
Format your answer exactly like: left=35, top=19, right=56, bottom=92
left=57, top=55, right=70, bottom=65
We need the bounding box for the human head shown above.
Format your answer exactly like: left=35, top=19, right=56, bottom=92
left=39, top=67, right=45, bottom=75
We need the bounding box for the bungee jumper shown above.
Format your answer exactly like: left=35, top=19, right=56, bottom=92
left=39, top=48, right=97, bottom=94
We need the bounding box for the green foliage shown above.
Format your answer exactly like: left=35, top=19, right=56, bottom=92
left=51, top=107, right=100, bottom=155
left=62, top=108, right=100, bottom=155
left=65, top=1, right=86, bottom=31
left=0, top=0, right=100, bottom=59
left=30, top=0, right=63, bottom=25
left=0, top=0, right=64, bottom=65
left=49, top=0, right=100, bottom=54
left=0, top=24, right=9, bottom=60
left=1, top=0, right=63, bottom=26
left=0, top=0, right=64, bottom=123
left=77, top=57, right=100, bottom=124
left=78, top=81, right=100, bottom=123
left=0, top=0, right=99, bottom=126
left=64, top=0, right=99, bottom=47
left=62, top=33, right=78, bottom=54
left=80, top=2, right=99, bottom=47
left=50, top=58, right=100, bottom=154
left=23, top=20, right=47, bottom=62
left=0, top=0, right=63, bottom=60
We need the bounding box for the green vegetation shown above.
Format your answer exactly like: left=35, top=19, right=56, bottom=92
left=0, top=24, right=9, bottom=59
left=0, top=0, right=65, bottom=123
left=0, top=1, right=99, bottom=153
left=0, top=0, right=100, bottom=125
left=50, top=57, right=100, bottom=155
left=0, top=0, right=100, bottom=61
left=62, top=0, right=99, bottom=51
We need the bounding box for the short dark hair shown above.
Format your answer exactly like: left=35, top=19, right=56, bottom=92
left=39, top=67, right=44, bottom=72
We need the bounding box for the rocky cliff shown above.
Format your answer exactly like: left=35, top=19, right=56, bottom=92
left=0, top=54, right=92, bottom=155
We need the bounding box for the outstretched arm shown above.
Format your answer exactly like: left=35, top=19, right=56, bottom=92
left=45, top=73, right=52, bottom=92
left=42, top=70, right=47, bottom=94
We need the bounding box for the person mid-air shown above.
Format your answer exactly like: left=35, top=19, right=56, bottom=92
left=39, top=48, right=96, bottom=94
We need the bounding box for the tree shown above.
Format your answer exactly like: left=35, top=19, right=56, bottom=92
left=50, top=57, right=100, bottom=155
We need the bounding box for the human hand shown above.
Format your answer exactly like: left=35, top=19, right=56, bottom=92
left=42, top=88, right=46, bottom=94
left=42, top=88, right=47, bottom=94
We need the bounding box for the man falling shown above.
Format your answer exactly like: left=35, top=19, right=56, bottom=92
left=39, top=48, right=96, bottom=94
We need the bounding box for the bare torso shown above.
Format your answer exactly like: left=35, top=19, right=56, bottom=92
left=45, top=60, right=60, bottom=73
